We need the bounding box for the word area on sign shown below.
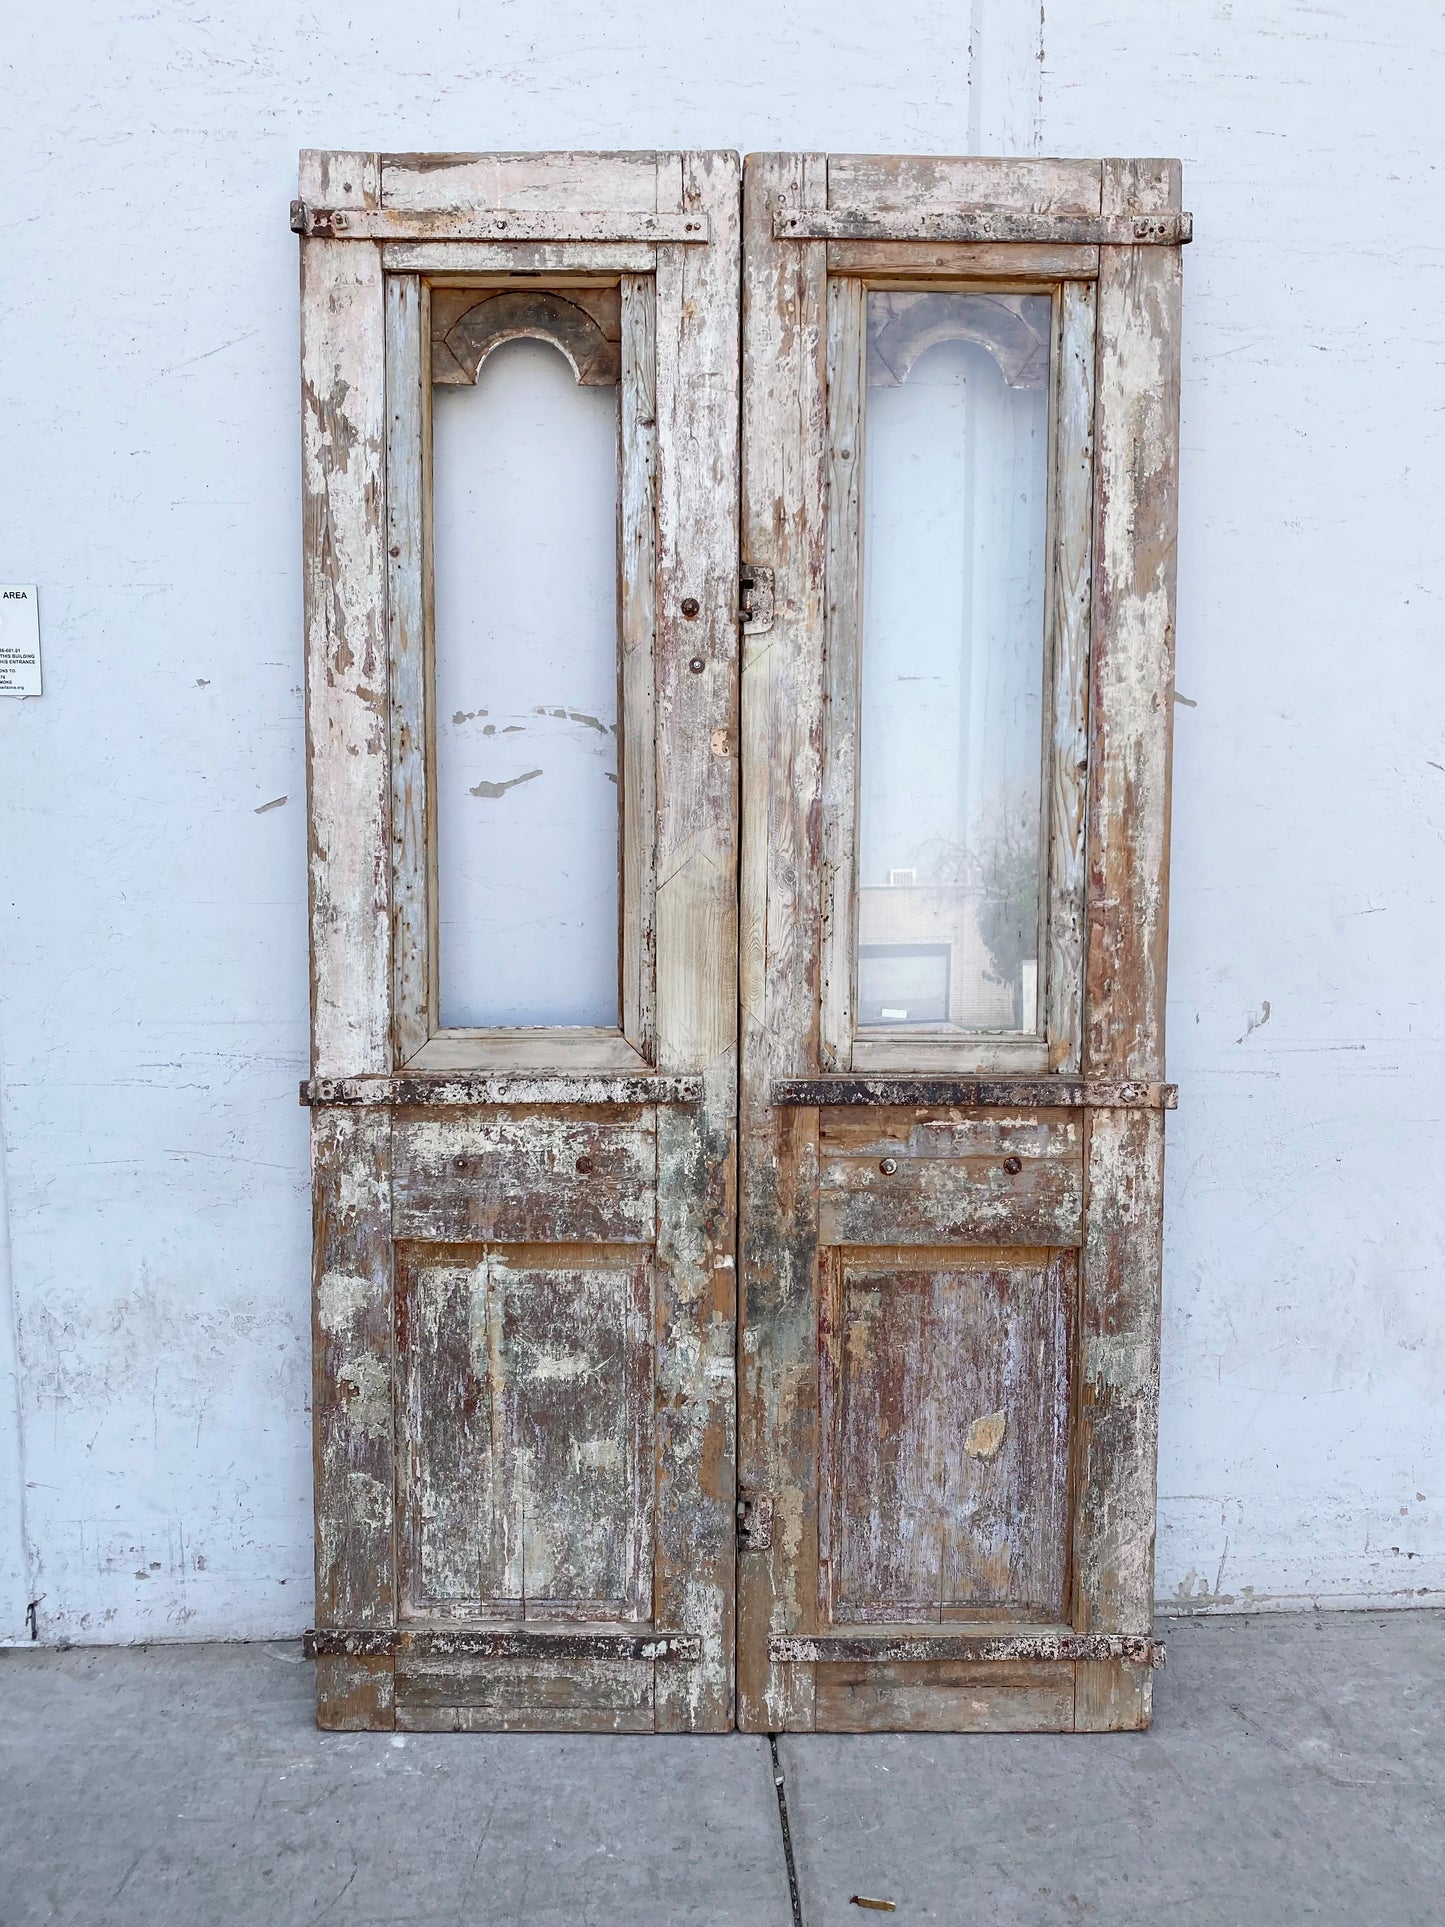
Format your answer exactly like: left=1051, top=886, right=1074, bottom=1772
left=0, top=586, right=41, bottom=697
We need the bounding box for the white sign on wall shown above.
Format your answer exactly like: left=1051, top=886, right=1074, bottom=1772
left=0, top=586, right=42, bottom=696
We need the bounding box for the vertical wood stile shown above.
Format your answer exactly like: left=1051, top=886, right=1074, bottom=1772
left=1045, top=281, right=1096, bottom=1073
left=1073, top=159, right=1182, bottom=1731
left=300, top=151, right=397, bottom=1730
left=387, top=274, right=430, bottom=1063
left=619, top=275, right=659, bottom=1060
left=650, top=150, right=742, bottom=1731
left=819, top=276, right=867, bottom=1072
left=738, top=151, right=830, bottom=1734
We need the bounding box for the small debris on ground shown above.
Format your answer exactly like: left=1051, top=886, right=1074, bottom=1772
left=849, top=1899, right=897, bottom=1913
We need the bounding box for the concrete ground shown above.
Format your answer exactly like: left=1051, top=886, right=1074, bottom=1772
left=0, top=1612, right=1440, bottom=1927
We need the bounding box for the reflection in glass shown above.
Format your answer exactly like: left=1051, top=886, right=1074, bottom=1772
left=432, top=337, right=620, bottom=1028
left=857, top=292, right=1051, bottom=1035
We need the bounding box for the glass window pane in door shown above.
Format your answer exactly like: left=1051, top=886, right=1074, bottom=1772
left=857, top=292, right=1051, bottom=1036
left=432, top=336, right=621, bottom=1029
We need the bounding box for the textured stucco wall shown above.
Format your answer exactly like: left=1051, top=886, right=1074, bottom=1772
left=1, top=0, right=1440, bottom=1641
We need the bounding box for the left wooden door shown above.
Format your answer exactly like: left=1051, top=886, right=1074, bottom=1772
left=297, top=150, right=741, bottom=1731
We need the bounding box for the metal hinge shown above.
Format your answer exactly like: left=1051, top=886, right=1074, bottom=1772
left=737, top=1492, right=775, bottom=1551
left=739, top=564, right=775, bottom=636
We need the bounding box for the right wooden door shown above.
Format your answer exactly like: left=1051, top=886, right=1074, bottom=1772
left=735, top=153, right=1186, bottom=1733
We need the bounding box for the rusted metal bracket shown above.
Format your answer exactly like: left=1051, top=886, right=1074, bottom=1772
left=305, top=1626, right=701, bottom=1662
left=737, top=1493, right=775, bottom=1551
left=291, top=202, right=712, bottom=244
left=301, top=1072, right=703, bottom=1108
left=774, top=209, right=1192, bottom=246
left=771, top=1076, right=1178, bottom=1110
left=769, top=1631, right=1165, bottom=1666
left=739, top=563, right=775, bottom=636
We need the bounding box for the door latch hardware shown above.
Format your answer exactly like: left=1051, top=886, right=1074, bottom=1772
left=739, top=564, right=775, bottom=636
left=737, top=1492, right=775, bottom=1551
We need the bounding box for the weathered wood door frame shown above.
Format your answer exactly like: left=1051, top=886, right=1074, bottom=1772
left=299, top=149, right=740, bottom=1731
left=736, top=154, right=1185, bottom=1733
left=298, top=147, right=1185, bottom=1734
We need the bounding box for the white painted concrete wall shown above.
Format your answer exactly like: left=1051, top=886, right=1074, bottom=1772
left=1, top=0, right=1440, bottom=1642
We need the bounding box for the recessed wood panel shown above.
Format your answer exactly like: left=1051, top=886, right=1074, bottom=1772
left=392, top=1111, right=656, bottom=1243
left=398, top=1244, right=653, bottom=1621
left=820, top=1247, right=1073, bottom=1624
left=818, top=1111, right=1083, bottom=1246
left=812, top=1658, right=1075, bottom=1733
left=395, top=1655, right=655, bottom=1733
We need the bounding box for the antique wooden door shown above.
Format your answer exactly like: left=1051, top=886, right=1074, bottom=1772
left=299, top=149, right=741, bottom=1731
left=299, top=147, right=1184, bottom=1734
left=734, top=154, right=1185, bottom=1732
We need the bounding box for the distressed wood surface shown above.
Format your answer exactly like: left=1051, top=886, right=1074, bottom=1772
left=824, top=241, right=1099, bottom=279
left=1084, top=160, right=1183, bottom=1083
left=300, top=151, right=391, bottom=1079
left=392, top=1113, right=656, bottom=1243
left=619, top=274, right=658, bottom=1059
left=817, top=1116, right=1084, bottom=1246
left=779, top=209, right=1188, bottom=246
left=1071, top=1106, right=1166, bottom=1635
left=398, top=1245, right=653, bottom=1622
left=379, top=150, right=682, bottom=213
left=819, top=1249, right=1073, bottom=1624
left=810, top=1660, right=1075, bottom=1733
left=306, top=1627, right=699, bottom=1660
left=303, top=1071, right=701, bottom=1107
left=403, top=1030, right=651, bottom=1074
left=396, top=1656, right=655, bottom=1732
left=771, top=1076, right=1177, bottom=1108
left=771, top=1630, right=1161, bottom=1664
left=429, top=284, right=620, bottom=385
left=737, top=151, right=830, bottom=1735
left=386, top=275, right=431, bottom=1065
left=294, top=205, right=710, bottom=244
left=819, top=275, right=865, bottom=1071
left=1045, top=283, right=1096, bottom=1071
left=650, top=150, right=742, bottom=1732
left=311, top=1106, right=395, bottom=1728
left=382, top=241, right=659, bottom=275
left=824, top=155, right=1103, bottom=217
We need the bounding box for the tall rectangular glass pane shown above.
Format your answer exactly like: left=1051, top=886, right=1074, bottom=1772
left=432, top=333, right=621, bottom=1029
left=857, top=292, right=1051, bottom=1036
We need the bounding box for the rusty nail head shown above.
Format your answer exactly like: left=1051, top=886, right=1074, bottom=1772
left=575, top=1155, right=593, bottom=1174
left=681, top=597, right=700, bottom=619
left=453, top=1155, right=469, bottom=1172
left=688, top=656, right=706, bottom=674
left=1003, top=1155, right=1023, bottom=1174
left=879, top=1156, right=898, bottom=1176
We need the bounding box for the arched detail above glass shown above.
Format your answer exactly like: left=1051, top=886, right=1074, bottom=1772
left=431, top=286, right=622, bottom=388
left=867, top=291, right=1050, bottom=391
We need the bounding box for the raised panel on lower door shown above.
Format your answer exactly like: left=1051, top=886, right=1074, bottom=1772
left=397, top=1243, right=653, bottom=1621
left=819, top=1246, right=1074, bottom=1625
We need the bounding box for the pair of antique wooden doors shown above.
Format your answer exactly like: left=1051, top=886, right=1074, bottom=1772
left=298, top=149, right=1185, bottom=1734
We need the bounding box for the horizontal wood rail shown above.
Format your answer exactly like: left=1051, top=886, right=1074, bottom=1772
left=291, top=203, right=711, bottom=244
left=302, top=1073, right=703, bottom=1107
left=775, top=209, right=1192, bottom=246
left=771, top=1077, right=1178, bottom=1109
left=306, top=1627, right=701, bottom=1662
left=769, top=1631, right=1164, bottom=1667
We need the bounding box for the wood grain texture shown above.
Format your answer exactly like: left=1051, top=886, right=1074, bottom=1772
left=307, top=1626, right=698, bottom=1660
left=649, top=150, right=742, bottom=1732
left=300, top=152, right=391, bottom=1079
left=391, top=1112, right=656, bottom=1244
left=1071, top=1106, right=1165, bottom=1636
left=811, top=1660, right=1075, bottom=1733
left=819, top=275, right=866, bottom=1071
left=771, top=1630, right=1161, bottom=1664
left=296, top=206, right=709, bottom=244
left=304, top=1071, right=701, bottom=1107
left=403, top=1030, right=651, bottom=1074
left=311, top=1105, right=395, bottom=1727
left=824, top=156, right=1103, bottom=217
left=619, top=273, right=659, bottom=1059
left=396, top=1656, right=655, bottom=1732
left=781, top=210, right=1185, bottom=245
left=386, top=274, right=430, bottom=1065
left=379, top=150, right=679, bottom=213
left=771, top=1076, right=1176, bottom=1109
left=1045, top=283, right=1096, bottom=1072
left=1084, top=161, right=1183, bottom=1083
left=819, top=1249, right=1073, bottom=1623
left=397, top=1245, right=653, bottom=1622
left=737, top=151, right=831, bottom=1735
left=382, top=241, right=659, bottom=275
left=816, top=1113, right=1084, bottom=1246
left=430, top=285, right=621, bottom=386
left=825, top=241, right=1099, bottom=279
